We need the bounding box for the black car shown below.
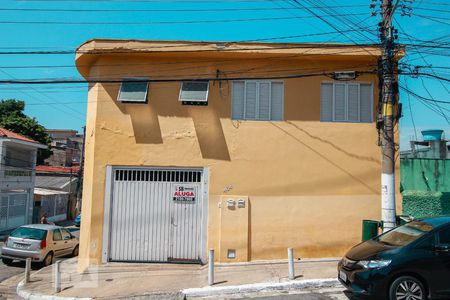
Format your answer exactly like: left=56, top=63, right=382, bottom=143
left=338, top=216, right=450, bottom=300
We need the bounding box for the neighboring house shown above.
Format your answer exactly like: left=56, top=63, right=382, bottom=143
left=34, top=188, right=69, bottom=223
left=400, top=129, right=450, bottom=217
left=33, top=165, right=80, bottom=222
left=45, top=129, right=84, bottom=166
left=0, top=128, right=46, bottom=233
left=75, top=39, right=401, bottom=268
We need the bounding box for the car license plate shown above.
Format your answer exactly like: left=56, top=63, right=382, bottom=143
left=339, top=270, right=347, bottom=282
left=14, top=243, right=28, bottom=249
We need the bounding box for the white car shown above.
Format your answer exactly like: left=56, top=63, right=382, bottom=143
left=1, top=224, right=79, bottom=266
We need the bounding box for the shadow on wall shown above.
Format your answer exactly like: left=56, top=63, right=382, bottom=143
left=270, top=122, right=378, bottom=194
left=286, top=121, right=380, bottom=165
left=103, top=81, right=231, bottom=161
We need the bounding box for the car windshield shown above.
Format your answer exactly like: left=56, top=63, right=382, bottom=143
left=375, top=221, right=434, bottom=247
left=10, top=227, right=47, bottom=240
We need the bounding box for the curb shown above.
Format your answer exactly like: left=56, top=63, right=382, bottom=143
left=16, top=281, right=92, bottom=300
left=182, top=278, right=340, bottom=298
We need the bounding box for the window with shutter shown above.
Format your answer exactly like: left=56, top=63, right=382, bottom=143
left=347, top=84, right=360, bottom=122
left=245, top=82, right=257, bottom=120
left=360, top=84, right=372, bottom=122
left=232, top=81, right=284, bottom=121
left=118, top=80, right=148, bottom=103
left=179, top=81, right=209, bottom=102
left=334, top=84, right=346, bottom=121
left=320, top=83, right=333, bottom=122
left=259, top=82, right=271, bottom=120
left=271, top=82, right=284, bottom=121
left=320, top=82, right=373, bottom=123
left=232, top=81, right=245, bottom=120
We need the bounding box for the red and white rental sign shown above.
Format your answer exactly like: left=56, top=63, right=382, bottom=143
left=172, top=184, right=196, bottom=202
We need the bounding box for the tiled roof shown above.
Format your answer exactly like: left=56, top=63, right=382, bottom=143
left=0, top=127, right=40, bottom=144
left=36, top=165, right=81, bottom=174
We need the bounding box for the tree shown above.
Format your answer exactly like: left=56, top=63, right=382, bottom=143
left=0, top=99, right=52, bottom=164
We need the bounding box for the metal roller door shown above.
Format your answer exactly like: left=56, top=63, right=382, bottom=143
left=106, top=167, right=206, bottom=263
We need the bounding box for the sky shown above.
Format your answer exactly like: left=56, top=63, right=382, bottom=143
left=0, top=0, right=448, bottom=150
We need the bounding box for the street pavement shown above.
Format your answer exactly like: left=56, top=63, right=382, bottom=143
left=2, top=226, right=350, bottom=300
left=199, top=287, right=352, bottom=300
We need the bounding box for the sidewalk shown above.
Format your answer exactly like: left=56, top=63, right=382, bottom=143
left=16, top=258, right=341, bottom=300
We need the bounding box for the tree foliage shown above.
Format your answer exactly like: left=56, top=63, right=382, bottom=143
left=0, top=99, right=52, bottom=164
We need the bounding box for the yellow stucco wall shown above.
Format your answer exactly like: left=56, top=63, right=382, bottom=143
left=76, top=44, right=401, bottom=269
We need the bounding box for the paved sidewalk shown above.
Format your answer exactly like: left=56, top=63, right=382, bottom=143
left=17, top=258, right=340, bottom=299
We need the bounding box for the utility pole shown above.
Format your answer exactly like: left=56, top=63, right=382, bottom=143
left=76, top=126, right=86, bottom=214
left=379, top=0, right=399, bottom=232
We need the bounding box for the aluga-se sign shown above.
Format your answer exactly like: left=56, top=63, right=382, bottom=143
left=172, top=184, right=196, bottom=202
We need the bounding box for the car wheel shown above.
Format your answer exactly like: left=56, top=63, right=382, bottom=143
left=2, top=258, right=13, bottom=265
left=389, top=275, right=426, bottom=300
left=42, top=252, right=53, bottom=267
left=72, top=245, right=79, bottom=257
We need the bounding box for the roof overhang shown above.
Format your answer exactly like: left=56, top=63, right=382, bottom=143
left=76, top=39, right=404, bottom=79
left=0, top=137, right=47, bottom=149
left=34, top=187, right=69, bottom=196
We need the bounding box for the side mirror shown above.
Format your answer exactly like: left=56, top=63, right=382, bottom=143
left=434, top=245, right=450, bottom=253
left=64, top=236, right=71, bottom=240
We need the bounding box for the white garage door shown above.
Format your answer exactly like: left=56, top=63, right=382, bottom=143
left=107, top=167, right=207, bottom=263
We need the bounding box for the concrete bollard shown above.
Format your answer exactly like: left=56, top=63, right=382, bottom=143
left=208, top=249, right=214, bottom=286
left=54, top=260, right=61, bottom=293
left=288, top=248, right=295, bottom=280
left=24, top=258, right=31, bottom=283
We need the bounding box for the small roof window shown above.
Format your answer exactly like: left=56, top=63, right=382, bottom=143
left=118, top=80, right=148, bottom=103
left=179, top=81, right=209, bottom=104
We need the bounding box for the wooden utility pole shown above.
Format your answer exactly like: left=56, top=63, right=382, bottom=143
left=380, top=0, right=399, bottom=232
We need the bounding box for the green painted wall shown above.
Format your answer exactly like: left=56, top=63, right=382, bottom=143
left=401, top=159, right=450, bottom=218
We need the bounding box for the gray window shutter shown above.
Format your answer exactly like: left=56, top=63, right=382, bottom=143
left=320, top=83, right=333, bottom=121
left=334, top=84, right=346, bottom=121
left=360, top=83, right=372, bottom=122
left=347, top=84, right=360, bottom=122
left=270, top=82, right=284, bottom=121
left=245, top=82, right=257, bottom=120
left=232, top=81, right=245, bottom=119
left=258, top=82, right=271, bottom=120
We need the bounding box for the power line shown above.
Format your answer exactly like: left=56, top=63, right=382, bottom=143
left=0, top=69, right=378, bottom=84
left=285, top=0, right=378, bottom=58
left=0, top=13, right=369, bottom=25
left=0, top=42, right=382, bottom=55
left=399, top=85, right=450, bottom=104
left=419, top=1, right=450, bottom=7
left=413, top=13, right=450, bottom=26
left=0, top=5, right=370, bottom=13
left=0, top=29, right=377, bottom=55
left=14, top=0, right=288, bottom=2
left=0, top=69, right=86, bottom=119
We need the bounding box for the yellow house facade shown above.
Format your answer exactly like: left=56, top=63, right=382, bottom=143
left=75, top=39, right=400, bottom=269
